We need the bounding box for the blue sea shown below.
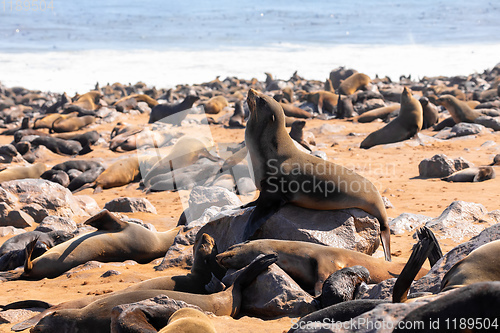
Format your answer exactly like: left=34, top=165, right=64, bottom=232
left=1, top=0, right=499, bottom=92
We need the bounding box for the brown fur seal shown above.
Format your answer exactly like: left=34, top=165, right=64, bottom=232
left=33, top=112, right=78, bottom=130
left=149, top=95, right=200, bottom=124
left=87, top=155, right=142, bottom=193
left=441, top=240, right=500, bottom=292
left=490, top=154, right=500, bottom=166
left=217, top=239, right=426, bottom=296
left=305, top=91, right=338, bottom=114
left=31, top=136, right=91, bottom=155
left=159, top=308, right=216, bottom=333
left=28, top=254, right=276, bottom=333
left=360, top=87, right=423, bottom=149
left=52, top=115, right=95, bottom=133
left=22, top=210, right=181, bottom=280
left=244, top=88, right=391, bottom=261
left=69, top=90, right=101, bottom=111
left=289, top=120, right=315, bottom=152
left=338, top=73, right=371, bottom=95
left=0, top=163, right=46, bottom=182
left=442, top=166, right=496, bottom=182
left=114, top=94, right=158, bottom=112
left=419, top=97, right=439, bottom=129
left=202, top=95, right=228, bottom=114
left=280, top=102, right=312, bottom=119
left=227, top=100, right=246, bottom=128
left=437, top=94, right=481, bottom=123
left=355, top=104, right=400, bottom=123
left=142, top=136, right=221, bottom=187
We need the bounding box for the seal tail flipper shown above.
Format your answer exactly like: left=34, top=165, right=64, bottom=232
left=380, top=228, right=391, bottom=262
left=392, top=227, right=435, bottom=303
left=78, top=143, right=93, bottom=155
left=416, top=226, right=442, bottom=267
left=230, top=253, right=277, bottom=316
left=71, top=181, right=96, bottom=194
left=93, top=185, right=103, bottom=194
left=10, top=310, right=55, bottom=332
left=23, top=236, right=39, bottom=274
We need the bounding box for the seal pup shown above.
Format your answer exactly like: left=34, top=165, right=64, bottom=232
left=30, top=136, right=92, bottom=156
left=289, top=120, right=315, bottom=151
left=244, top=89, right=391, bottom=261
left=360, top=87, right=423, bottom=149
left=227, top=100, right=246, bottom=128
left=29, top=254, right=277, bottom=333
left=419, top=97, right=439, bottom=129
left=67, top=166, right=105, bottom=192
left=0, top=163, right=46, bottom=182
left=149, top=95, right=200, bottom=124
left=201, top=95, right=228, bottom=114
left=22, top=210, right=181, bottom=279
left=437, top=94, right=481, bottom=123
left=40, top=169, right=70, bottom=187
left=159, top=308, right=216, bottom=333
left=442, top=166, right=495, bottom=182
left=217, top=239, right=424, bottom=295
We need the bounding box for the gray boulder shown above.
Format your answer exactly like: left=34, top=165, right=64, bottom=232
left=197, top=204, right=381, bottom=254
left=474, top=115, right=500, bottom=131
left=0, top=210, right=34, bottom=228
left=104, top=197, right=157, bottom=214
left=389, top=213, right=432, bottom=235
left=418, top=154, right=472, bottom=178
left=185, top=185, right=242, bottom=223
left=35, top=216, right=77, bottom=233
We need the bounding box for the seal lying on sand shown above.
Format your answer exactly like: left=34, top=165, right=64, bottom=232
left=217, top=239, right=426, bottom=296
left=244, top=88, right=391, bottom=261
left=442, top=166, right=495, bottom=183
left=22, top=210, right=180, bottom=279
left=0, top=163, right=46, bottom=182
left=28, top=254, right=276, bottom=333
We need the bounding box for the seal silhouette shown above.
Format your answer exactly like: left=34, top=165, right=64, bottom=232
left=244, top=89, right=391, bottom=261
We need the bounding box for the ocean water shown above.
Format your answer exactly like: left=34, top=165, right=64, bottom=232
left=1, top=0, right=499, bottom=92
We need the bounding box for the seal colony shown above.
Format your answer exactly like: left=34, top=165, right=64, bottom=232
left=0, top=63, right=499, bottom=332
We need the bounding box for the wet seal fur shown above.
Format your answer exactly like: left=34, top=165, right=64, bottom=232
left=22, top=210, right=181, bottom=279
left=244, top=88, right=391, bottom=261
left=360, top=87, right=423, bottom=149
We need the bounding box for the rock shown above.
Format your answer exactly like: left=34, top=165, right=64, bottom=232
left=355, top=99, right=386, bottom=114
left=412, top=222, right=500, bottom=294
left=104, top=197, right=157, bottom=214
left=111, top=295, right=209, bottom=332
left=381, top=196, right=394, bottom=209
left=389, top=213, right=432, bottom=235
left=198, top=204, right=381, bottom=254
left=0, top=179, right=94, bottom=222
left=0, top=210, right=34, bottom=228
left=474, top=115, right=500, bottom=131
left=359, top=278, right=397, bottom=300
left=314, top=124, right=345, bottom=134
left=223, top=263, right=318, bottom=318
left=0, top=187, right=17, bottom=205
left=236, top=177, right=257, bottom=195
left=101, top=270, right=121, bottom=278
left=418, top=154, right=473, bottom=178
left=35, top=216, right=77, bottom=233
left=0, top=226, right=25, bottom=237
left=185, top=186, right=242, bottom=223
left=311, top=151, right=327, bottom=160
left=425, top=201, right=498, bottom=242
left=451, top=123, right=486, bottom=136
left=73, top=195, right=100, bottom=215
left=0, top=308, right=45, bottom=324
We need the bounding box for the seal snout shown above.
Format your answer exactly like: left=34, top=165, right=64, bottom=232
left=247, top=89, right=258, bottom=113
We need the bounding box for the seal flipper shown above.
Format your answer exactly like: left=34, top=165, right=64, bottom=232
left=392, top=227, right=435, bottom=303
left=23, top=236, right=39, bottom=274
left=84, top=209, right=128, bottom=231
left=1, top=300, right=52, bottom=311
left=242, top=185, right=286, bottom=240
left=416, top=226, right=442, bottom=267
left=78, top=143, right=93, bottom=155
left=380, top=228, right=392, bottom=262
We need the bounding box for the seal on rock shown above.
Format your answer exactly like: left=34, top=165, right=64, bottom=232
left=227, top=100, right=246, bottom=128
left=360, top=87, right=423, bottom=149
left=244, top=89, right=392, bottom=261
left=338, top=73, right=371, bottom=95
left=22, top=210, right=181, bottom=279
left=216, top=239, right=422, bottom=296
